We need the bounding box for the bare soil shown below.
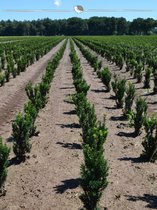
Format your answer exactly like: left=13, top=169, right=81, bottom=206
left=74, top=42, right=157, bottom=210
left=0, top=39, right=157, bottom=210
left=80, top=41, right=157, bottom=116
left=0, top=40, right=64, bottom=138
left=0, top=41, right=83, bottom=210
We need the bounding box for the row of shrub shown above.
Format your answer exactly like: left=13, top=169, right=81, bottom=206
left=70, top=39, right=108, bottom=210
left=0, top=37, right=63, bottom=87
left=0, top=39, right=67, bottom=195
left=77, top=37, right=157, bottom=94
left=74, top=39, right=157, bottom=163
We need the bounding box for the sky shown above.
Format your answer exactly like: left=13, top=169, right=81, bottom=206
left=0, top=0, right=156, bottom=21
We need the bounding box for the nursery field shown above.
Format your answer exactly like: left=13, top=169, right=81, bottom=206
left=0, top=36, right=157, bottom=210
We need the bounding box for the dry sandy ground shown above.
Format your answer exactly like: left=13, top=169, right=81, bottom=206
left=0, top=41, right=83, bottom=210
left=0, top=40, right=64, bottom=139
left=0, top=39, right=157, bottom=210
left=74, top=42, right=157, bottom=210
left=79, top=41, right=157, bottom=116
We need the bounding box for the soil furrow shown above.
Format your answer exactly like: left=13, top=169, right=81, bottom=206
left=0, top=41, right=83, bottom=210
left=78, top=40, right=157, bottom=116
left=0, top=40, right=65, bottom=137
left=74, top=42, right=157, bottom=210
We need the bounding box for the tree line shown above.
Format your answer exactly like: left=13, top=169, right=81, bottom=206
left=0, top=17, right=156, bottom=36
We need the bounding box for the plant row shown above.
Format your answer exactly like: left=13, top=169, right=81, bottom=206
left=0, top=39, right=67, bottom=196
left=0, top=37, right=64, bottom=86
left=76, top=37, right=157, bottom=94
left=74, top=38, right=157, bottom=164
left=69, top=39, right=108, bottom=210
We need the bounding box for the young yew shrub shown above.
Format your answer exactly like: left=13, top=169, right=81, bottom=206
left=153, top=69, right=157, bottom=93
left=78, top=100, right=97, bottom=144
left=123, top=82, right=135, bottom=117
left=116, top=54, right=124, bottom=70
left=142, top=116, right=157, bottom=162
left=25, top=82, right=43, bottom=111
left=74, top=79, right=90, bottom=96
left=12, top=112, right=32, bottom=161
left=128, top=98, right=148, bottom=136
left=24, top=101, right=38, bottom=137
left=11, top=67, right=17, bottom=78
left=39, top=81, right=49, bottom=107
left=144, top=68, right=152, bottom=89
left=134, top=64, right=143, bottom=83
left=112, top=77, right=126, bottom=108
left=80, top=145, right=108, bottom=210
left=5, top=69, right=10, bottom=83
left=101, top=67, right=112, bottom=92
left=0, top=138, right=10, bottom=195
left=0, top=73, right=5, bottom=86
left=80, top=121, right=108, bottom=210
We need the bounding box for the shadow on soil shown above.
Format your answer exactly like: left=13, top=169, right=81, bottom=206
left=105, top=106, right=117, bottom=110
left=118, top=156, right=146, bottom=163
left=147, top=101, right=157, bottom=105
left=117, top=131, right=137, bottom=138
left=56, top=123, right=81, bottom=129
left=110, top=115, right=127, bottom=121
left=125, top=194, right=157, bottom=209
left=54, top=178, right=81, bottom=194
left=104, top=95, right=115, bottom=100
left=141, top=91, right=156, bottom=97
left=60, top=86, right=74, bottom=90
left=91, top=88, right=107, bottom=93
left=63, top=110, right=76, bottom=115
left=8, top=157, right=25, bottom=167
left=56, top=141, right=82, bottom=150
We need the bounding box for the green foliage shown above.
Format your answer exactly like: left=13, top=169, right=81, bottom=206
left=0, top=138, right=10, bottom=193
left=0, top=72, right=5, bottom=86
left=70, top=39, right=108, bottom=210
left=74, top=39, right=100, bottom=72
left=80, top=143, right=108, bottom=210
left=144, top=68, right=152, bottom=89
left=112, top=77, right=126, bottom=108
left=123, top=82, right=135, bottom=117
left=115, top=54, right=124, bottom=70
left=134, top=64, right=143, bottom=83
left=12, top=112, right=32, bottom=160
left=25, top=82, right=43, bottom=111
left=77, top=98, right=97, bottom=144
left=153, top=69, right=157, bottom=93
left=101, top=67, right=112, bottom=92
left=11, top=67, right=17, bottom=78
left=74, top=79, right=90, bottom=96
left=5, top=69, right=10, bottom=82
left=11, top=39, right=67, bottom=162
left=142, top=116, right=157, bottom=162
left=24, top=101, right=38, bottom=137
left=128, top=97, right=148, bottom=136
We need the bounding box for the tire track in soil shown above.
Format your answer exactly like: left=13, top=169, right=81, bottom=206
left=0, top=40, right=65, bottom=137
left=0, top=40, right=83, bottom=210
left=78, top=40, right=157, bottom=116
left=74, top=42, right=157, bottom=210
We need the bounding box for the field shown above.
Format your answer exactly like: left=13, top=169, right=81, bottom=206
left=0, top=36, right=157, bottom=210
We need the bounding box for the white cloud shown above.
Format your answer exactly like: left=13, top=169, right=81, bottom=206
left=54, top=0, right=61, bottom=7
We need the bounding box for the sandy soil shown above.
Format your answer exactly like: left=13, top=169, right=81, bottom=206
left=0, top=40, right=64, bottom=139
left=0, top=38, right=157, bottom=210
left=74, top=42, right=157, bottom=210
left=0, top=41, right=83, bottom=210
left=79, top=41, right=157, bottom=116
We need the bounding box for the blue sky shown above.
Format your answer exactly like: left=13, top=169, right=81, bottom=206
left=0, top=0, right=156, bottom=21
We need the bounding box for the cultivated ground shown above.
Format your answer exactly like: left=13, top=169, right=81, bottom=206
left=0, top=40, right=157, bottom=210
